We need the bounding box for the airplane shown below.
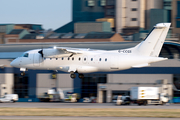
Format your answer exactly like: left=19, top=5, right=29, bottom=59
left=10, top=23, right=171, bottom=79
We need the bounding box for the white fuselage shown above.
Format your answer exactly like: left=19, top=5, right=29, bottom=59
left=11, top=49, right=165, bottom=73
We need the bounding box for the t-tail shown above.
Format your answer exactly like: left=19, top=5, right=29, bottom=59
left=117, top=23, right=172, bottom=67
left=133, top=23, right=171, bottom=57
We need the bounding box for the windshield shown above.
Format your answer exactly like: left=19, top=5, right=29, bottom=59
left=21, top=53, right=29, bottom=57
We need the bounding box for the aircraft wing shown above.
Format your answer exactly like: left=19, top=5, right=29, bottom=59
left=42, top=47, right=106, bottom=58
left=55, top=47, right=107, bottom=53
left=55, top=47, right=87, bottom=54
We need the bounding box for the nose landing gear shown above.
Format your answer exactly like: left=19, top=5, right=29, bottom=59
left=20, top=71, right=25, bottom=76
left=20, top=68, right=27, bottom=76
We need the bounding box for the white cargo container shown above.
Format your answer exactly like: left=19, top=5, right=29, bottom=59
left=130, top=87, right=168, bottom=105
left=131, top=87, right=159, bottom=100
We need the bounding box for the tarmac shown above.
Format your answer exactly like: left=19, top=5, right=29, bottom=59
left=0, top=102, right=179, bottom=109
left=0, top=103, right=179, bottom=120
left=0, top=116, right=179, bottom=120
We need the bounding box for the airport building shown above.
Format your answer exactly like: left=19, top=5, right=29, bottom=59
left=55, top=0, right=171, bottom=35
left=172, top=0, right=180, bottom=34
left=0, top=42, right=180, bottom=102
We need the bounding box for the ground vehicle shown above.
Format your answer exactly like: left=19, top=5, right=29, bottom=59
left=83, top=96, right=96, bottom=103
left=115, top=95, right=131, bottom=105
left=65, top=92, right=80, bottom=102
left=39, top=88, right=79, bottom=102
left=39, top=88, right=65, bottom=102
left=47, top=88, right=65, bottom=102
left=83, top=97, right=91, bottom=103
left=130, top=87, right=169, bottom=105
left=0, top=94, right=18, bottom=103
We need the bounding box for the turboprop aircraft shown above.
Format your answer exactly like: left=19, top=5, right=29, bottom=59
left=10, top=23, right=171, bottom=79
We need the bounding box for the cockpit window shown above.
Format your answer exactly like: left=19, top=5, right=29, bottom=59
left=22, top=53, right=29, bottom=57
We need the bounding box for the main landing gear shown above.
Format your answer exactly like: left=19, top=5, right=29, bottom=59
left=70, top=71, right=76, bottom=79
left=70, top=71, right=84, bottom=79
left=78, top=74, right=84, bottom=79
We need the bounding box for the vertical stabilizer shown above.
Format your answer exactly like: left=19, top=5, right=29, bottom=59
left=136, top=23, right=171, bottom=57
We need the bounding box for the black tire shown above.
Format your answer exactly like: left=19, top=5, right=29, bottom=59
left=78, top=74, right=84, bottom=79
left=20, top=72, right=25, bottom=76
left=161, top=102, right=166, bottom=105
left=143, top=100, right=147, bottom=106
left=70, top=74, right=76, bottom=78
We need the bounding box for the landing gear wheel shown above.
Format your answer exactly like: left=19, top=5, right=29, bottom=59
left=78, top=74, right=84, bottom=79
left=70, top=73, right=76, bottom=79
left=143, top=100, right=147, bottom=106
left=161, top=102, right=165, bottom=105
left=20, top=72, right=25, bottom=76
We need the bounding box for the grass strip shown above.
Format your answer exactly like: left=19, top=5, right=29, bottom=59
left=0, top=108, right=179, bottom=118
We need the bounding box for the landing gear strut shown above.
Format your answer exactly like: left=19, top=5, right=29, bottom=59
left=20, top=68, right=27, bottom=76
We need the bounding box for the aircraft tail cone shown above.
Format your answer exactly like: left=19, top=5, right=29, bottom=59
left=149, top=57, right=168, bottom=63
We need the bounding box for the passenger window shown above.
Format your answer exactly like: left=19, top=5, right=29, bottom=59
left=23, top=53, right=29, bottom=57
left=50, top=58, right=52, bottom=60
left=105, top=58, right=107, bottom=61
left=72, top=57, right=74, bottom=60
left=91, top=58, right=93, bottom=61
left=99, top=58, right=101, bottom=61
left=56, top=58, right=58, bottom=60
left=84, top=58, right=86, bottom=61
left=62, top=57, right=64, bottom=60
left=79, top=58, right=81, bottom=61
left=68, top=57, right=70, bottom=60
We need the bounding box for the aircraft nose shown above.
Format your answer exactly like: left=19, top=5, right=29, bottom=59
left=10, top=59, right=19, bottom=67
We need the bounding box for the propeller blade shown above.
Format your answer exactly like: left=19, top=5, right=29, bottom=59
left=38, top=50, right=44, bottom=58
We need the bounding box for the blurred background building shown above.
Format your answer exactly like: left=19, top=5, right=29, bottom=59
left=1, top=0, right=179, bottom=43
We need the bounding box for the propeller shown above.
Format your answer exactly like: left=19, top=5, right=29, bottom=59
left=38, top=49, right=44, bottom=58
left=38, top=41, right=44, bottom=58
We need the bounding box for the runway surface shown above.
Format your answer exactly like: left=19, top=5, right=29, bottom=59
left=0, top=103, right=179, bottom=120
left=0, top=116, right=179, bottom=120
left=0, top=102, right=179, bottom=109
